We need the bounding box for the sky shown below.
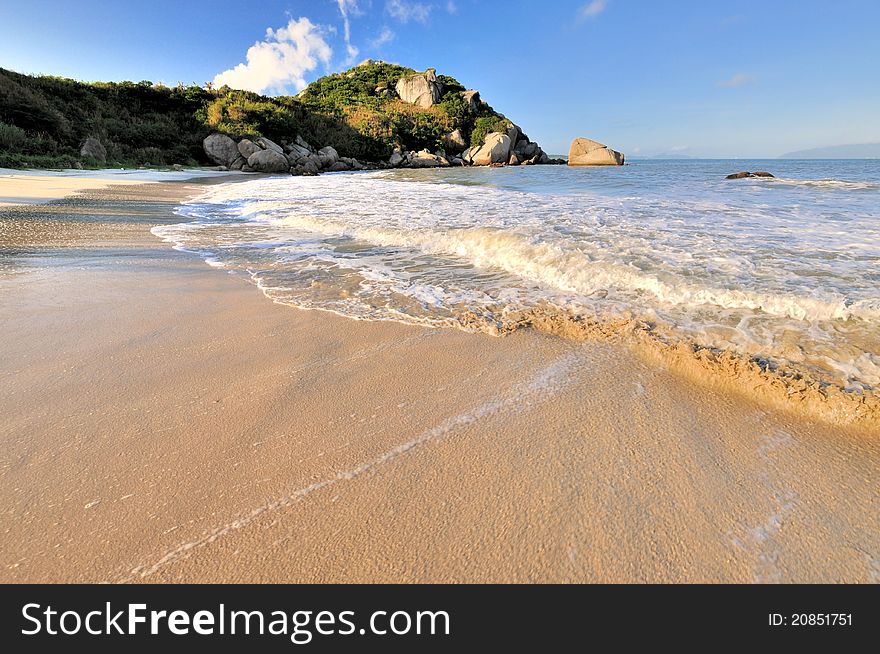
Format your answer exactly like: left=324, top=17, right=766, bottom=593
left=2, top=0, right=879, bottom=157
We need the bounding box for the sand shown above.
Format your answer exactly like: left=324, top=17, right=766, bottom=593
left=0, top=176, right=877, bottom=583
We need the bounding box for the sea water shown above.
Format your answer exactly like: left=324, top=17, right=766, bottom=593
left=154, top=160, right=880, bottom=390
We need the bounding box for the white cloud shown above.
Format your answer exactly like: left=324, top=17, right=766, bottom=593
left=577, top=0, right=607, bottom=21
left=386, top=0, right=432, bottom=23
left=213, top=18, right=333, bottom=95
left=370, top=27, right=396, bottom=48
left=446, top=1, right=458, bottom=13
left=337, top=0, right=361, bottom=63
left=718, top=72, right=755, bottom=88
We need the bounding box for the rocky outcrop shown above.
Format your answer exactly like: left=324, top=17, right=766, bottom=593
left=460, top=90, right=481, bottom=111
left=80, top=137, right=107, bottom=162
left=726, top=171, right=775, bottom=179
left=203, top=134, right=241, bottom=167
left=442, top=129, right=467, bottom=152
left=395, top=69, right=441, bottom=108
left=568, top=138, right=625, bottom=166
left=247, top=149, right=289, bottom=173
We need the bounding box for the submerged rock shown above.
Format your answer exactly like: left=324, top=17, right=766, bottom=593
left=726, top=171, right=776, bottom=179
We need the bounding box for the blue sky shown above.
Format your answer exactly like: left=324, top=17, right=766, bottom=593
left=2, top=0, right=879, bottom=157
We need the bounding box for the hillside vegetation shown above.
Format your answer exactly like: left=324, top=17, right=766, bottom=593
left=0, top=62, right=515, bottom=169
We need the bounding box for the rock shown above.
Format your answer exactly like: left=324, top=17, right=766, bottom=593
left=506, top=125, right=521, bottom=152
left=285, top=142, right=312, bottom=161
left=73, top=161, right=84, bottom=170
left=395, top=69, right=441, bottom=108
left=407, top=149, right=443, bottom=168
left=537, top=152, right=551, bottom=165
left=389, top=148, right=404, bottom=167
left=442, top=129, right=468, bottom=152
left=257, top=137, right=284, bottom=154
left=568, top=138, right=625, bottom=166
left=460, top=90, right=481, bottom=112
left=471, top=133, right=512, bottom=166
left=172, top=164, right=184, bottom=171
left=228, top=156, right=246, bottom=171
left=204, top=134, right=240, bottom=167
left=726, top=172, right=752, bottom=179
left=295, top=135, right=315, bottom=152
left=521, top=158, right=534, bottom=166
left=299, top=159, right=321, bottom=175
left=237, top=139, right=261, bottom=159
left=508, top=152, right=521, bottom=166
left=80, top=137, right=107, bottom=162
left=247, top=149, right=290, bottom=173
left=753, top=171, right=775, bottom=178
left=327, top=161, right=351, bottom=172
left=514, top=140, right=540, bottom=159
left=241, top=165, right=255, bottom=173
left=317, top=146, right=339, bottom=168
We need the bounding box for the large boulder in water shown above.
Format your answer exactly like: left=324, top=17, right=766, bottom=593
left=568, top=138, right=625, bottom=166
left=80, top=137, right=107, bottom=162
left=204, top=133, right=240, bottom=167
left=471, top=133, right=512, bottom=166
left=395, top=69, right=441, bottom=108
left=247, top=149, right=289, bottom=173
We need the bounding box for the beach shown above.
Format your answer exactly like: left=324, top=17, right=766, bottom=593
left=1, top=174, right=878, bottom=584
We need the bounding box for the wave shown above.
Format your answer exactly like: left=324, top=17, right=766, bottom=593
left=765, top=177, right=879, bottom=190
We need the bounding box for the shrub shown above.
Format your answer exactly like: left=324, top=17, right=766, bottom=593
left=0, top=121, right=27, bottom=150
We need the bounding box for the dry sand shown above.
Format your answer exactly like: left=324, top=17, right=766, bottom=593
left=0, top=177, right=877, bottom=583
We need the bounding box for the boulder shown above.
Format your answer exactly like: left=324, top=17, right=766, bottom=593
left=389, top=148, right=405, bottom=167
left=247, top=149, right=290, bottom=173
left=80, top=137, right=107, bottom=162
left=298, top=159, right=321, bottom=175
left=237, top=139, right=261, bottom=159
left=442, top=129, right=468, bottom=152
left=295, top=135, right=314, bottom=152
left=753, top=171, right=775, bottom=178
left=257, top=137, right=284, bottom=154
left=204, top=133, right=241, bottom=167
left=506, top=125, right=521, bottom=152
left=471, top=133, right=512, bottom=166
left=508, top=152, right=521, bottom=166
left=395, top=69, right=441, bottom=108
left=327, top=161, right=351, bottom=172
left=317, top=146, right=339, bottom=168
left=460, top=90, right=481, bottom=112
left=228, top=156, right=246, bottom=171
left=407, top=149, right=443, bottom=168
left=285, top=142, right=312, bottom=161
left=514, top=140, right=540, bottom=159
left=568, top=138, right=624, bottom=166
left=726, top=172, right=752, bottom=179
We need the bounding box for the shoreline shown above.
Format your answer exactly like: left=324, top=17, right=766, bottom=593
left=1, top=178, right=878, bottom=583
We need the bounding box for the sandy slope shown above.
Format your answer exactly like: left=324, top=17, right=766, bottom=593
left=0, top=180, right=877, bottom=583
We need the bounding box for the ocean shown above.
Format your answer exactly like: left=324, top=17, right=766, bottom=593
left=154, top=160, right=880, bottom=392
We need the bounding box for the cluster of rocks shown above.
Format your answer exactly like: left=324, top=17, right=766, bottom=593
left=725, top=171, right=775, bottom=179
left=203, top=133, right=376, bottom=175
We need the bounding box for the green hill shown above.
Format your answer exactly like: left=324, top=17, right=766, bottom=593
left=0, top=61, right=518, bottom=169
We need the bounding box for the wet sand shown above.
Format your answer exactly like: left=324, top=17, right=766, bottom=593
left=0, top=178, right=877, bottom=583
